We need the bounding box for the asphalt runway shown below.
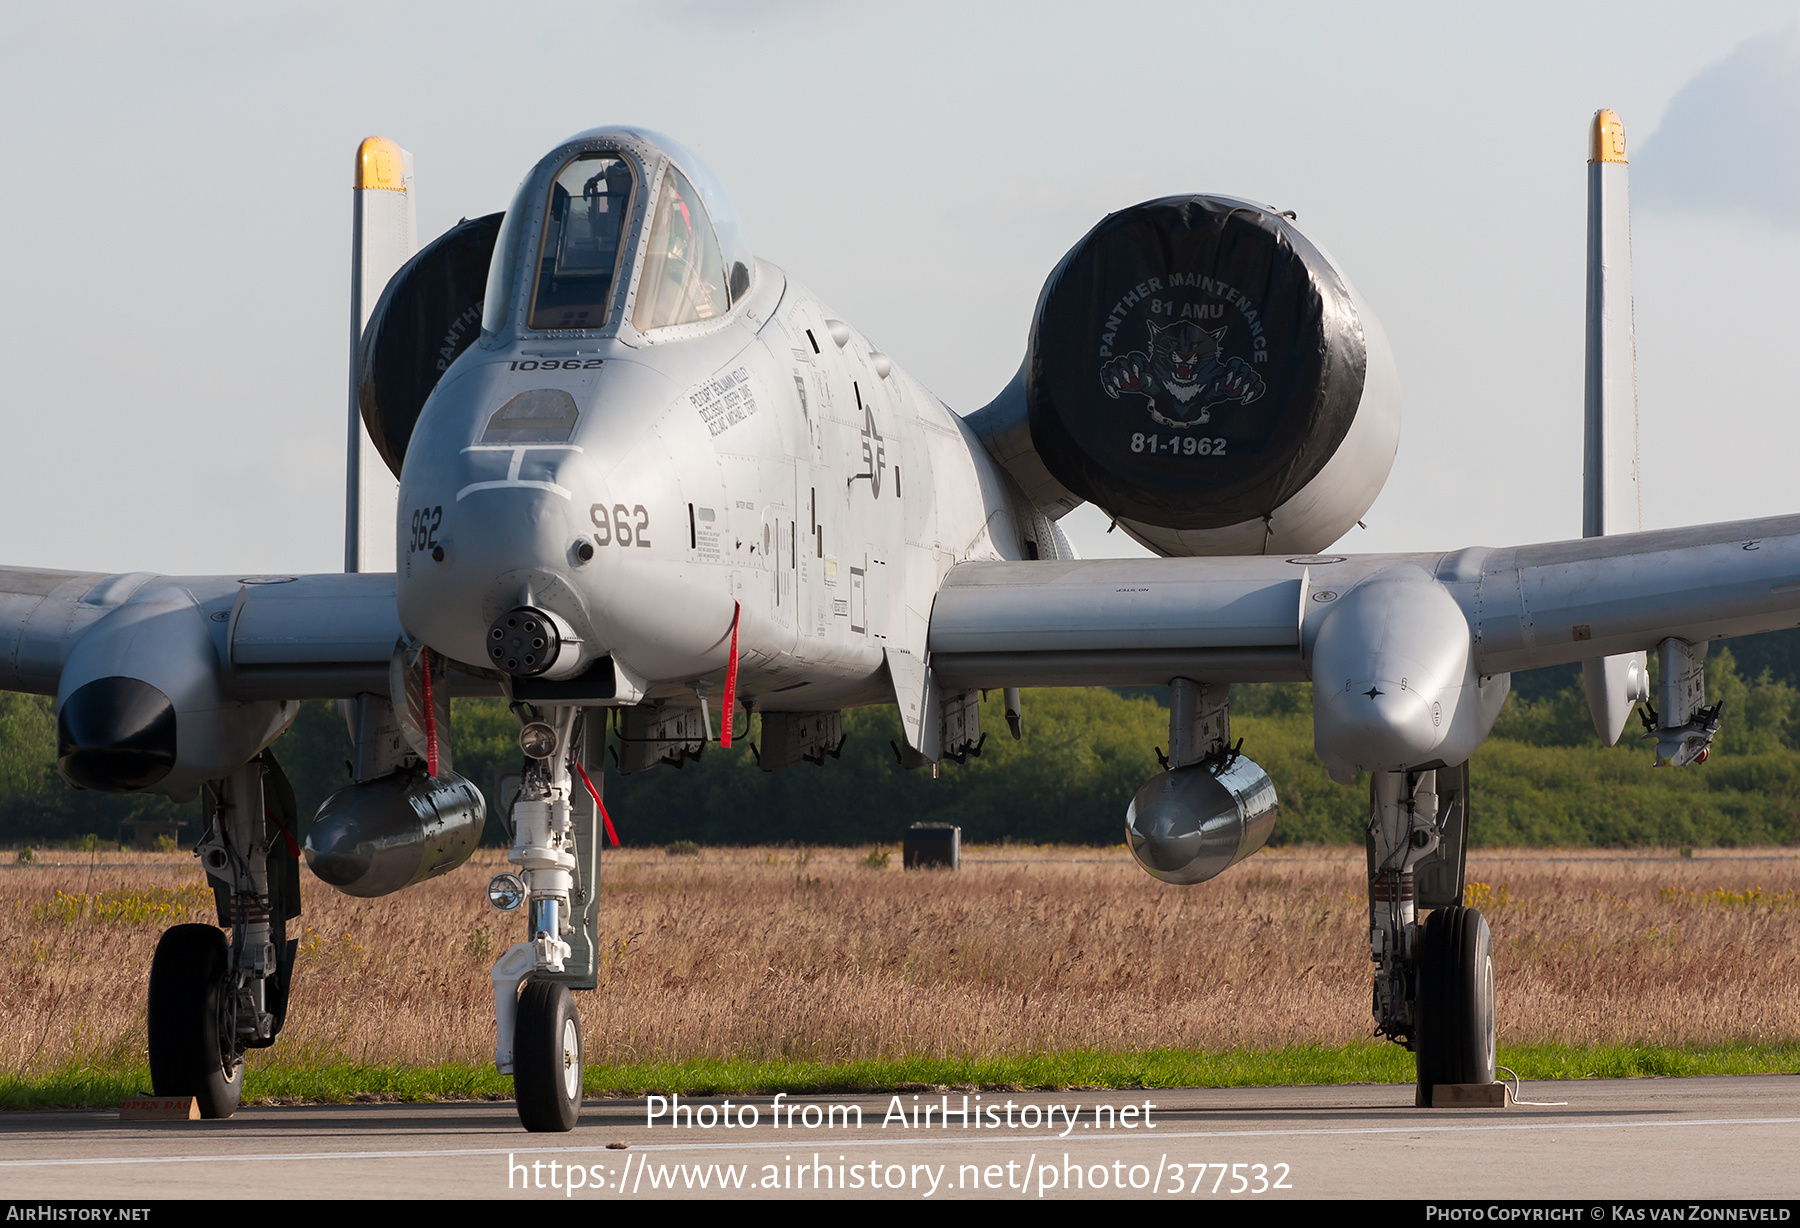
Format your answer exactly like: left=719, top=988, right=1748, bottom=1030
left=4, top=1076, right=1798, bottom=1201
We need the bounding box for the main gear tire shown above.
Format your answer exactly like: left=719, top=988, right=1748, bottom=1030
left=514, top=980, right=582, bottom=1132
left=147, top=924, right=244, bottom=1119
left=1415, top=905, right=1496, bottom=1105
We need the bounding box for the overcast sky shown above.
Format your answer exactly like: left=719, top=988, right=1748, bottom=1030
left=3, top=1, right=1798, bottom=574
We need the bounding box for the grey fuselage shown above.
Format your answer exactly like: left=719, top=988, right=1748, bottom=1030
left=395, top=257, right=1025, bottom=715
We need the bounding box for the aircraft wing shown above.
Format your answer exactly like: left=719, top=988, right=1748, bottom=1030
left=0, top=566, right=402, bottom=700
left=928, top=514, right=1800, bottom=690
left=0, top=567, right=115, bottom=694
left=928, top=554, right=1314, bottom=689
left=223, top=572, right=406, bottom=699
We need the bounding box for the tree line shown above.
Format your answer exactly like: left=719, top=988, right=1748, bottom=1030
left=5, top=631, right=1800, bottom=849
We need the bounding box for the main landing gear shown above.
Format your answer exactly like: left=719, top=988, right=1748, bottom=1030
left=147, top=924, right=243, bottom=1117
left=1416, top=905, right=1497, bottom=1095
left=148, top=753, right=301, bottom=1117
left=488, top=705, right=604, bottom=1132
left=1365, top=767, right=1496, bottom=1106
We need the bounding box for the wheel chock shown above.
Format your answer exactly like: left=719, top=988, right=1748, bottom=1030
left=120, top=1096, right=201, bottom=1121
left=1428, top=1082, right=1510, bottom=1108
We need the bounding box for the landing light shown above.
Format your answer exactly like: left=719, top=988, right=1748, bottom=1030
left=487, top=873, right=527, bottom=912
left=519, top=722, right=558, bottom=759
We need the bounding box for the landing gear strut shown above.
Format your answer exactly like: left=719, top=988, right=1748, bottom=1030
left=149, top=752, right=300, bottom=1118
left=489, top=705, right=603, bottom=1132
left=1365, top=767, right=1496, bottom=1105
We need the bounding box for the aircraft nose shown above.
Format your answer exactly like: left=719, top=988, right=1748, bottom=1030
left=394, top=353, right=728, bottom=684
left=397, top=481, right=603, bottom=672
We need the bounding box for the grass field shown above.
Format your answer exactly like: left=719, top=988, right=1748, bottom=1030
left=2, top=845, right=1797, bottom=1106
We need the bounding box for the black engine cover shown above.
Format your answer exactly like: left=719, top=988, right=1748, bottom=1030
left=1026, top=196, right=1366, bottom=531
left=357, top=212, right=503, bottom=478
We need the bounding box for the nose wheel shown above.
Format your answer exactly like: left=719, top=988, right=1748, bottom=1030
left=513, top=980, right=582, bottom=1132
left=147, top=924, right=245, bottom=1119
left=1415, top=905, right=1496, bottom=1104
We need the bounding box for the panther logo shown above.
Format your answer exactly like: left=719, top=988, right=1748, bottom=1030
left=1099, top=319, right=1266, bottom=429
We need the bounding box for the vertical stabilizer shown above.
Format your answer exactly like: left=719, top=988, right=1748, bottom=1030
left=346, top=137, right=418, bottom=574
left=1581, top=109, right=1651, bottom=744
left=1582, top=109, right=1640, bottom=538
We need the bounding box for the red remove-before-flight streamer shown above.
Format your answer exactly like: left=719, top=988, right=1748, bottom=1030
left=721, top=601, right=740, bottom=749
left=574, top=761, right=618, bottom=847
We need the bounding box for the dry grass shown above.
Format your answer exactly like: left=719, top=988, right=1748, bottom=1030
left=2, top=845, right=1797, bottom=1081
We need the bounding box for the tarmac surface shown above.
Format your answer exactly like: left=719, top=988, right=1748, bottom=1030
left=2, top=1075, right=1797, bottom=1201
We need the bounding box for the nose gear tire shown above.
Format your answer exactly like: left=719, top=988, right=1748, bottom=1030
left=147, top=924, right=245, bottom=1119
left=513, top=980, right=582, bottom=1132
left=1414, top=905, right=1496, bottom=1104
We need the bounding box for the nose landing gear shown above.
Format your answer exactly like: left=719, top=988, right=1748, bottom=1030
left=489, top=704, right=604, bottom=1132
left=514, top=981, right=583, bottom=1132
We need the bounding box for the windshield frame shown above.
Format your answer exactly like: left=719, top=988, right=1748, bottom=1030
left=627, top=161, right=733, bottom=335
left=526, top=151, right=638, bottom=333
left=481, top=127, right=755, bottom=350
left=480, top=135, right=654, bottom=346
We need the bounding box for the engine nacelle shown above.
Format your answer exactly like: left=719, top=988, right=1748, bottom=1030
left=305, top=768, right=486, bottom=898
left=1125, top=755, right=1279, bottom=886
left=358, top=212, right=502, bottom=478
left=973, top=195, right=1399, bottom=557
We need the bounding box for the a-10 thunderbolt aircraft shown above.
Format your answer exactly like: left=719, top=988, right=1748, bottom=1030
left=2, top=111, right=1790, bottom=1131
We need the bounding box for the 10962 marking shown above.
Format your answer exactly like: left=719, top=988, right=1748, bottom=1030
left=509, top=358, right=603, bottom=371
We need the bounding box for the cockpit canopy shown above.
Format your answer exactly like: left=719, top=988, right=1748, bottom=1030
left=529, top=153, right=632, bottom=331
left=481, top=127, right=754, bottom=342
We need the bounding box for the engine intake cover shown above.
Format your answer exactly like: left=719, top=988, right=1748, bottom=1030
left=358, top=212, right=503, bottom=478
left=1027, top=196, right=1366, bottom=531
